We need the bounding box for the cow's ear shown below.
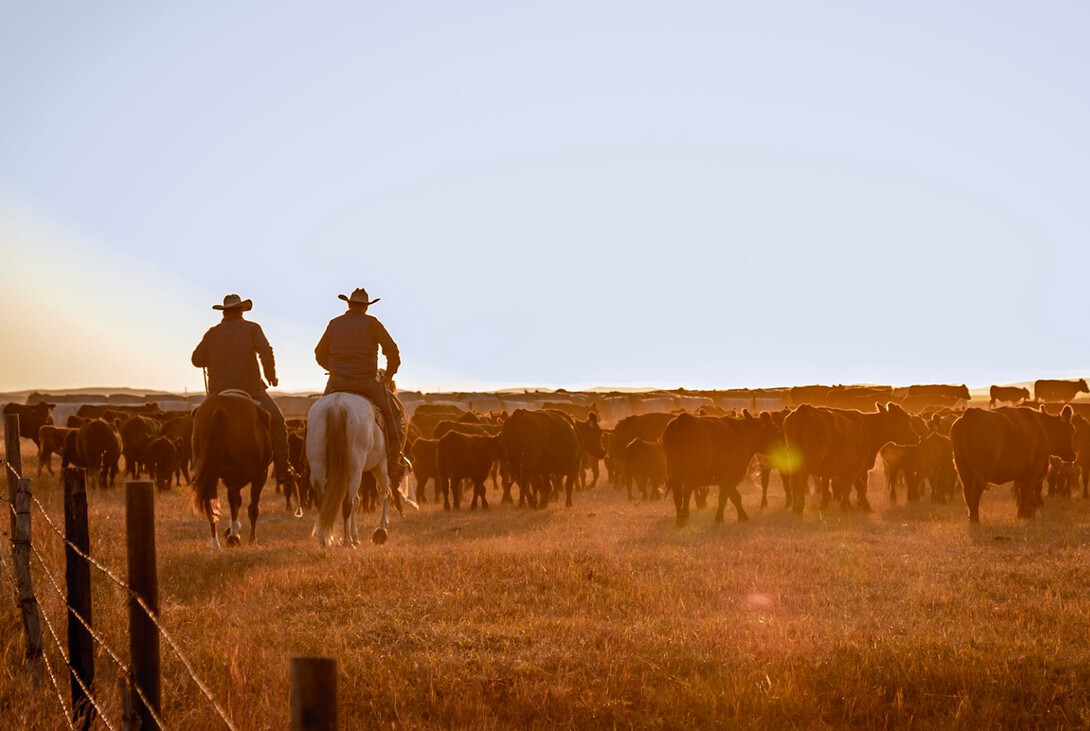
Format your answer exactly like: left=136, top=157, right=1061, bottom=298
left=742, top=409, right=751, bottom=418
left=1061, top=405, right=1074, bottom=422
left=876, top=402, right=886, bottom=413
left=588, top=412, right=598, bottom=426
left=47, top=403, right=56, bottom=409
left=1040, top=404, right=1048, bottom=414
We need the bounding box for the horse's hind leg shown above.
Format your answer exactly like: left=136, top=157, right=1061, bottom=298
left=206, top=503, right=220, bottom=550
left=248, top=475, right=265, bottom=545
left=226, top=485, right=243, bottom=547
left=373, top=463, right=391, bottom=545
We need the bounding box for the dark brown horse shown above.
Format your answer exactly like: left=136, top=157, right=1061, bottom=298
left=192, top=393, right=273, bottom=548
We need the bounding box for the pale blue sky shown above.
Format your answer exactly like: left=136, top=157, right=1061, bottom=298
left=1, top=2, right=1087, bottom=393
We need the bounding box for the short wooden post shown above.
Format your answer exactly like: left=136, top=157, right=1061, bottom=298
left=290, top=656, right=339, bottom=731
left=5, top=412, right=22, bottom=543
left=126, top=481, right=160, bottom=730
left=64, top=469, right=95, bottom=731
left=12, top=477, right=43, bottom=682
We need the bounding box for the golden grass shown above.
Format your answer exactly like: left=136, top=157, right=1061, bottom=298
left=3, top=441, right=1090, bottom=729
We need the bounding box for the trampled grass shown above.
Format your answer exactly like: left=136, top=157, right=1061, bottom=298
left=3, top=442, right=1090, bottom=729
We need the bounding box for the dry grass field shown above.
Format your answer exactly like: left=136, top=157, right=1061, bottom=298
left=3, top=439, right=1090, bottom=729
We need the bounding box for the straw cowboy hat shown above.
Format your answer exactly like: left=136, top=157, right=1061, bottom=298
left=339, top=288, right=381, bottom=306
left=212, top=294, right=252, bottom=311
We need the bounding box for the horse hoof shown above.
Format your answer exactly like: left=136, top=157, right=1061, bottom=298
left=226, top=535, right=241, bottom=548
left=372, top=528, right=387, bottom=545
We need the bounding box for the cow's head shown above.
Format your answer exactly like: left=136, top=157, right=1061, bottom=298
left=1046, top=405, right=1077, bottom=462
left=746, top=410, right=783, bottom=454
left=957, top=385, right=971, bottom=400
left=876, top=402, right=920, bottom=446
left=1079, top=379, right=1089, bottom=393
left=32, top=402, right=55, bottom=426
left=579, top=413, right=606, bottom=459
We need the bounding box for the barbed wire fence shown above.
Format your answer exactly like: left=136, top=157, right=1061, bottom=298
left=2, top=413, right=240, bottom=731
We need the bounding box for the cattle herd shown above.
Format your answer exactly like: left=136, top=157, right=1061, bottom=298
left=5, top=377, right=1090, bottom=535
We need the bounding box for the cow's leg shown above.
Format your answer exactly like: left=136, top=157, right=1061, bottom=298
left=789, top=473, right=805, bottom=515
left=1015, top=480, right=1039, bottom=519
left=442, top=472, right=451, bottom=511
left=589, top=459, right=599, bottom=488
left=760, top=465, right=771, bottom=509
left=474, top=478, right=488, bottom=509
left=855, top=474, right=872, bottom=511
left=671, top=478, right=689, bottom=526
left=248, top=476, right=264, bottom=545
left=564, top=472, right=574, bottom=508
left=1082, top=467, right=1089, bottom=499
left=719, top=480, right=748, bottom=523
left=962, top=477, right=984, bottom=522
left=226, top=486, right=243, bottom=547
left=886, top=466, right=897, bottom=503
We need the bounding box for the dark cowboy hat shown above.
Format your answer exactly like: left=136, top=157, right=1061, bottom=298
left=339, top=288, right=380, bottom=306
left=212, top=294, right=253, bottom=311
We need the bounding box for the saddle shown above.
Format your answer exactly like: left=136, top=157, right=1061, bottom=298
left=216, top=389, right=264, bottom=407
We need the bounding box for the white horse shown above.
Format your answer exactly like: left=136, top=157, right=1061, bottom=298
left=306, top=392, right=416, bottom=547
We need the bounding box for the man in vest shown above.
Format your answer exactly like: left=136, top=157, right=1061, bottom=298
left=315, top=287, right=407, bottom=484
left=191, top=294, right=292, bottom=492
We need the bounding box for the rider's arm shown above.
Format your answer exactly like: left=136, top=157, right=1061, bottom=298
left=191, top=329, right=211, bottom=367
left=371, top=319, right=400, bottom=378
left=314, top=327, right=331, bottom=371
left=252, top=324, right=278, bottom=386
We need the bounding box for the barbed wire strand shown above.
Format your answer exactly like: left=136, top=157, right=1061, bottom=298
left=31, top=540, right=128, bottom=671
left=30, top=547, right=118, bottom=731
left=30, top=496, right=132, bottom=593
left=30, top=493, right=231, bottom=730
left=129, top=593, right=237, bottom=731
left=29, top=541, right=170, bottom=730
left=4, top=554, right=76, bottom=731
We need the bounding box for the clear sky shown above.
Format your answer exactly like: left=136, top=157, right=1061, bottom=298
left=1, top=2, right=1087, bottom=394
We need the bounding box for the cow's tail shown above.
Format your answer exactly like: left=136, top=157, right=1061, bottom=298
left=192, top=406, right=226, bottom=518
left=315, top=404, right=349, bottom=545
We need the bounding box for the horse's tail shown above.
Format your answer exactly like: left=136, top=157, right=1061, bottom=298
left=315, top=403, right=349, bottom=544
left=192, top=406, right=226, bottom=517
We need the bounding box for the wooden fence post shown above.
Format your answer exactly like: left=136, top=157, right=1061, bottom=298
left=126, top=481, right=160, bottom=731
left=5, top=412, right=21, bottom=544
left=12, top=476, right=43, bottom=683
left=64, top=468, right=95, bottom=731
left=290, top=656, right=339, bottom=731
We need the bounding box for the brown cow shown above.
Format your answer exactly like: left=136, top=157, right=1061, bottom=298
left=567, top=412, right=605, bottom=489
left=881, top=432, right=957, bottom=503
left=159, top=414, right=194, bottom=486
left=288, top=427, right=312, bottom=509
left=610, top=413, right=674, bottom=497
left=66, top=415, right=87, bottom=428
left=120, top=415, right=161, bottom=478
left=782, top=403, right=919, bottom=514
left=1034, top=379, right=1089, bottom=403
left=1046, top=456, right=1079, bottom=498
left=907, top=384, right=971, bottom=402
left=145, top=436, right=180, bottom=492
left=622, top=438, right=666, bottom=501
left=75, top=418, right=123, bottom=489
left=663, top=411, right=782, bottom=526
left=3, top=402, right=55, bottom=447
left=76, top=402, right=161, bottom=419
left=989, top=385, right=1030, bottom=408
left=499, top=409, right=580, bottom=509
left=438, top=432, right=504, bottom=509
left=1070, top=415, right=1090, bottom=499
left=951, top=406, right=1075, bottom=521
left=409, top=438, right=440, bottom=504
left=36, top=425, right=77, bottom=476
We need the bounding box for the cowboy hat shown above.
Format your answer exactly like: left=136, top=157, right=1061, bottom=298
left=212, top=294, right=253, bottom=311
left=339, top=288, right=381, bottom=306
